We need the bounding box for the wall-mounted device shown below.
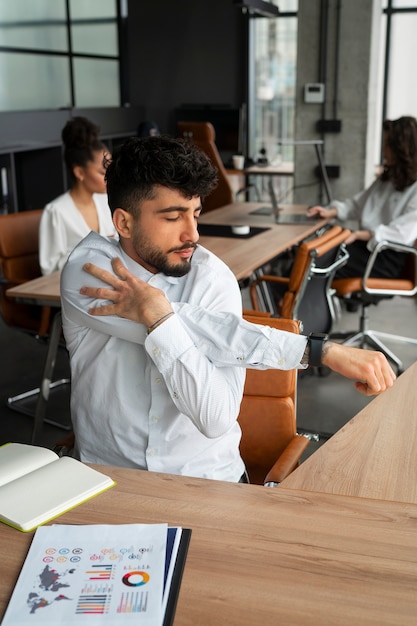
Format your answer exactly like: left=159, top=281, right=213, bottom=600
left=304, top=83, right=325, bottom=104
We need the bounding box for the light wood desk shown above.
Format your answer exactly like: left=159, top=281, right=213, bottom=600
left=198, top=201, right=326, bottom=281
left=226, top=161, right=295, bottom=177
left=7, top=272, right=65, bottom=444
left=281, top=360, right=417, bottom=504
left=1, top=468, right=417, bottom=625
left=226, top=164, right=295, bottom=207
left=6, top=270, right=60, bottom=305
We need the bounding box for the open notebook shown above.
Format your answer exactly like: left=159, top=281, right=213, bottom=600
left=0, top=443, right=115, bottom=531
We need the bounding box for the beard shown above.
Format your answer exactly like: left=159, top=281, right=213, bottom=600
left=131, top=227, right=196, bottom=277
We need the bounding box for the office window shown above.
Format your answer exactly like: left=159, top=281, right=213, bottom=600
left=249, top=0, right=298, bottom=164
left=384, top=8, right=417, bottom=118
left=0, top=0, right=120, bottom=112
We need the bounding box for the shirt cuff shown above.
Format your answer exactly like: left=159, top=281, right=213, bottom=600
left=145, top=314, right=194, bottom=372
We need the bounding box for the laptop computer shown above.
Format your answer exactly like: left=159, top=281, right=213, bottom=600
left=250, top=180, right=319, bottom=224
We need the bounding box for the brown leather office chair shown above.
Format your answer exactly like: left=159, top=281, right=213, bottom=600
left=0, top=209, right=50, bottom=336
left=332, top=240, right=417, bottom=374
left=177, top=121, right=257, bottom=212
left=238, top=313, right=311, bottom=486
left=249, top=225, right=351, bottom=335
left=55, top=315, right=310, bottom=479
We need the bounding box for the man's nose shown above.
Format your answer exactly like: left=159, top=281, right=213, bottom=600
left=181, top=216, right=199, bottom=243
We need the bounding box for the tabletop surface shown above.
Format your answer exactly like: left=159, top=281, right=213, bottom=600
left=226, top=161, right=295, bottom=176
left=1, top=466, right=417, bottom=625
left=281, top=360, right=417, bottom=503
left=198, top=202, right=326, bottom=280
left=6, top=204, right=327, bottom=297
left=6, top=270, right=61, bottom=303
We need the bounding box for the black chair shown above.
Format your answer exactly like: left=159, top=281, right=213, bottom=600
left=249, top=225, right=351, bottom=335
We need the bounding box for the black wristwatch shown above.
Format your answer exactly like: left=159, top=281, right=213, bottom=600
left=307, top=333, right=329, bottom=367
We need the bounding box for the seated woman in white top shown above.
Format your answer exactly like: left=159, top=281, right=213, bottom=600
left=307, top=116, right=417, bottom=279
left=39, top=116, right=117, bottom=275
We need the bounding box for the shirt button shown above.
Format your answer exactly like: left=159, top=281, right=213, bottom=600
left=278, top=359, right=285, bottom=366
left=148, top=449, right=155, bottom=456
left=152, top=415, right=159, bottom=423
left=155, top=378, right=161, bottom=384
left=152, top=347, right=160, bottom=356
left=172, top=392, right=178, bottom=399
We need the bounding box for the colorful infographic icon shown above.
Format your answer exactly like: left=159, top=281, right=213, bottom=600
left=122, top=571, right=150, bottom=587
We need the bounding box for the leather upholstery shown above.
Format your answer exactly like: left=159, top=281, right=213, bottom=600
left=0, top=209, right=50, bottom=335
left=238, top=314, right=310, bottom=485
left=177, top=121, right=234, bottom=212
left=250, top=225, right=351, bottom=332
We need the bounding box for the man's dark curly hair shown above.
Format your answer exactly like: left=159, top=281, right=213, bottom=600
left=105, top=135, right=218, bottom=216
left=380, top=116, right=417, bottom=190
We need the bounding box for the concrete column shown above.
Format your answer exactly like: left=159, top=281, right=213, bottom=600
left=294, top=0, right=383, bottom=205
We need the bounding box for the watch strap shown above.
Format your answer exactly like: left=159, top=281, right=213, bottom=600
left=308, top=333, right=329, bottom=367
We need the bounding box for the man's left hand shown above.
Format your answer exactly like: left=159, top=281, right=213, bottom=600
left=80, top=257, right=173, bottom=328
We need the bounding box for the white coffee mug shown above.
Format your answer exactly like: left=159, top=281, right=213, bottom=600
left=232, top=155, right=245, bottom=170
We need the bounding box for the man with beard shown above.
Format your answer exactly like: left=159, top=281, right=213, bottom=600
left=60, top=136, right=395, bottom=482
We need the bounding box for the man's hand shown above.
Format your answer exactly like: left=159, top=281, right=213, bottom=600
left=322, top=342, right=396, bottom=395
left=80, top=257, right=173, bottom=329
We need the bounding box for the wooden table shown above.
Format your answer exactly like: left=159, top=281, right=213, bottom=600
left=226, top=161, right=295, bottom=177
left=1, top=467, right=417, bottom=625
left=226, top=163, right=295, bottom=206
left=6, top=270, right=61, bottom=305
left=6, top=272, right=66, bottom=444
left=281, top=360, right=417, bottom=503
left=198, top=202, right=327, bottom=281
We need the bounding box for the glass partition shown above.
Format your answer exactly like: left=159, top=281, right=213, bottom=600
left=0, top=0, right=120, bottom=112
left=248, top=0, right=298, bottom=201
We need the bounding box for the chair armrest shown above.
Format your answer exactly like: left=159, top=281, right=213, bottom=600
left=249, top=275, right=290, bottom=311
left=253, top=275, right=290, bottom=285
left=263, top=434, right=311, bottom=486
left=363, top=240, right=417, bottom=296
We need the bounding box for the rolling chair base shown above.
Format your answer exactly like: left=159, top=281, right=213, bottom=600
left=7, top=378, right=71, bottom=430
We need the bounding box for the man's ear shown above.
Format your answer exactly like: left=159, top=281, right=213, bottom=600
left=113, top=208, right=133, bottom=238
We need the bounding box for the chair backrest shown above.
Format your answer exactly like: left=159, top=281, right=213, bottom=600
left=0, top=209, right=50, bottom=335
left=250, top=225, right=351, bottom=334
left=238, top=313, right=300, bottom=485
left=177, top=121, right=234, bottom=212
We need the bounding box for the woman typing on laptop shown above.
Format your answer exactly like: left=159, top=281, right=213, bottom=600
left=307, top=116, right=417, bottom=280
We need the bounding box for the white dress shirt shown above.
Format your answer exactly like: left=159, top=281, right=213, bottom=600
left=61, top=232, right=307, bottom=481
left=39, top=191, right=117, bottom=275
left=331, top=177, right=417, bottom=251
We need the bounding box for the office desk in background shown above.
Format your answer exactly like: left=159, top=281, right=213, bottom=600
left=226, top=162, right=294, bottom=205
left=198, top=201, right=327, bottom=281
left=1, top=465, right=417, bottom=625
left=226, top=161, right=295, bottom=177
left=281, top=360, right=417, bottom=504
left=6, top=272, right=65, bottom=444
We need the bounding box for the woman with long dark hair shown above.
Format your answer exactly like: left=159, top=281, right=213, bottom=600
left=308, top=116, right=417, bottom=279
left=39, top=116, right=116, bottom=275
